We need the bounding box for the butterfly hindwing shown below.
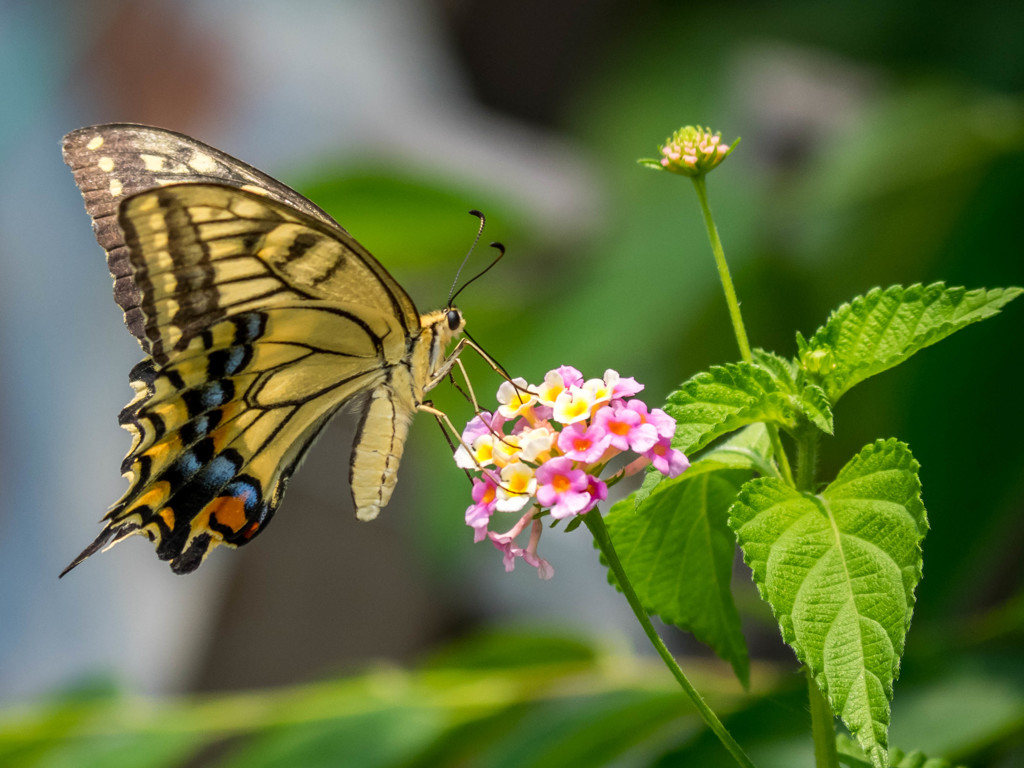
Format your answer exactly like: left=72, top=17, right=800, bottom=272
left=65, top=300, right=409, bottom=574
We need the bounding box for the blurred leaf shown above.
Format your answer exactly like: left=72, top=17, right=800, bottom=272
left=730, top=439, right=927, bottom=767
left=471, top=689, right=692, bottom=768
left=797, top=283, right=1021, bottom=403
left=605, top=469, right=750, bottom=686
left=422, top=629, right=598, bottom=672
left=888, top=653, right=1024, bottom=760
left=218, top=707, right=442, bottom=768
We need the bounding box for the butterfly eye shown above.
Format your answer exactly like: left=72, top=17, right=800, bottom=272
left=447, top=309, right=462, bottom=331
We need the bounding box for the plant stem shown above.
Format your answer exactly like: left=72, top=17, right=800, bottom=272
left=794, top=430, right=838, bottom=768
left=584, top=509, right=758, bottom=768
left=691, top=175, right=751, bottom=363
left=807, top=670, right=840, bottom=768
left=689, top=175, right=794, bottom=489
left=795, top=429, right=819, bottom=494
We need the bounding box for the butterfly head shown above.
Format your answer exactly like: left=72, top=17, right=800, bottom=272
left=446, top=307, right=464, bottom=334
left=424, top=305, right=466, bottom=342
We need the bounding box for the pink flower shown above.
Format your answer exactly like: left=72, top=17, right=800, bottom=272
left=557, top=422, right=612, bottom=464
left=535, top=457, right=591, bottom=519
left=594, top=402, right=658, bottom=453
left=554, top=365, right=583, bottom=388
left=580, top=475, right=608, bottom=514
left=455, top=365, right=688, bottom=579
left=465, top=476, right=499, bottom=542
left=604, top=369, right=644, bottom=400
left=489, top=516, right=553, bottom=579
left=645, top=436, right=690, bottom=477
left=646, top=407, right=677, bottom=440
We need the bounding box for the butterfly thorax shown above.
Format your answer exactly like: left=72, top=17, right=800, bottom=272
left=414, top=306, right=466, bottom=397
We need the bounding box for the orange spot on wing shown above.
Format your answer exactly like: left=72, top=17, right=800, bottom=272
left=204, top=495, right=248, bottom=532
left=159, top=507, right=176, bottom=529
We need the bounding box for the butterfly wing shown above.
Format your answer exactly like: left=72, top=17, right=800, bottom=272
left=62, top=183, right=427, bottom=574
left=62, top=123, right=346, bottom=352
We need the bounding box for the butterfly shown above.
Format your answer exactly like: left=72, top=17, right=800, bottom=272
left=61, top=123, right=474, bottom=575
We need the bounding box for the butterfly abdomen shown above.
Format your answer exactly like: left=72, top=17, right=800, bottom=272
left=349, top=372, right=419, bottom=521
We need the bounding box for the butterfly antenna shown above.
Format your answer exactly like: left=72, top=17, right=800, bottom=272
left=447, top=210, right=487, bottom=305
left=450, top=242, right=505, bottom=305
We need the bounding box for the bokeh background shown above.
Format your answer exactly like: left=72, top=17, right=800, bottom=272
left=1, top=1, right=1021, bottom=766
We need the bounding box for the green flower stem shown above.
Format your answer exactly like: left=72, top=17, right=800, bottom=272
left=584, top=509, right=758, bottom=768
left=691, top=176, right=751, bottom=363
left=795, top=429, right=838, bottom=768
left=689, top=175, right=795, bottom=489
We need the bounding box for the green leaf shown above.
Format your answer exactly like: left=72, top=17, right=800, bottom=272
left=729, top=439, right=928, bottom=768
left=634, top=423, right=774, bottom=506
left=665, top=361, right=829, bottom=454
left=798, top=283, right=1022, bottom=402
left=799, top=382, right=835, bottom=435
left=753, top=349, right=834, bottom=435
left=606, top=469, right=750, bottom=686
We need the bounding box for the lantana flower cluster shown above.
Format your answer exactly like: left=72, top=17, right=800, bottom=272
left=456, top=366, right=689, bottom=579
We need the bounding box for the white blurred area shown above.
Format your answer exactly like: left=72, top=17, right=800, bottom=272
left=0, top=0, right=604, bottom=702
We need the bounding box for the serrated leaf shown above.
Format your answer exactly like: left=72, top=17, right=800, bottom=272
left=606, top=470, right=750, bottom=685
left=729, top=439, right=927, bottom=768
left=665, top=362, right=817, bottom=453
left=634, top=423, right=774, bottom=506
left=752, top=348, right=798, bottom=388
left=798, top=382, right=834, bottom=434
left=799, top=283, right=1022, bottom=402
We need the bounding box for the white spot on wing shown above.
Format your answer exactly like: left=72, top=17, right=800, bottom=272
left=86, top=135, right=104, bottom=150
left=98, top=156, right=114, bottom=172
left=240, top=184, right=269, bottom=196
left=109, top=178, right=123, bottom=197
left=188, top=151, right=217, bottom=173
left=141, top=154, right=165, bottom=172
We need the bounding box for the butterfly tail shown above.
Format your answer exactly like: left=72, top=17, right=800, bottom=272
left=58, top=522, right=141, bottom=578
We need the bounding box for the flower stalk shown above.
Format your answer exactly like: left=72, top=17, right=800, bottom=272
left=691, top=174, right=752, bottom=364
left=584, top=509, right=757, bottom=768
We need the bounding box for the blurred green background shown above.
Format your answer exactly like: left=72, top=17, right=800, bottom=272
left=0, top=1, right=1021, bottom=766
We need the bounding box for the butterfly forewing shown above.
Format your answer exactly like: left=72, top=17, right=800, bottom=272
left=61, top=124, right=468, bottom=575
left=117, top=184, right=420, bottom=365
left=62, top=123, right=344, bottom=351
